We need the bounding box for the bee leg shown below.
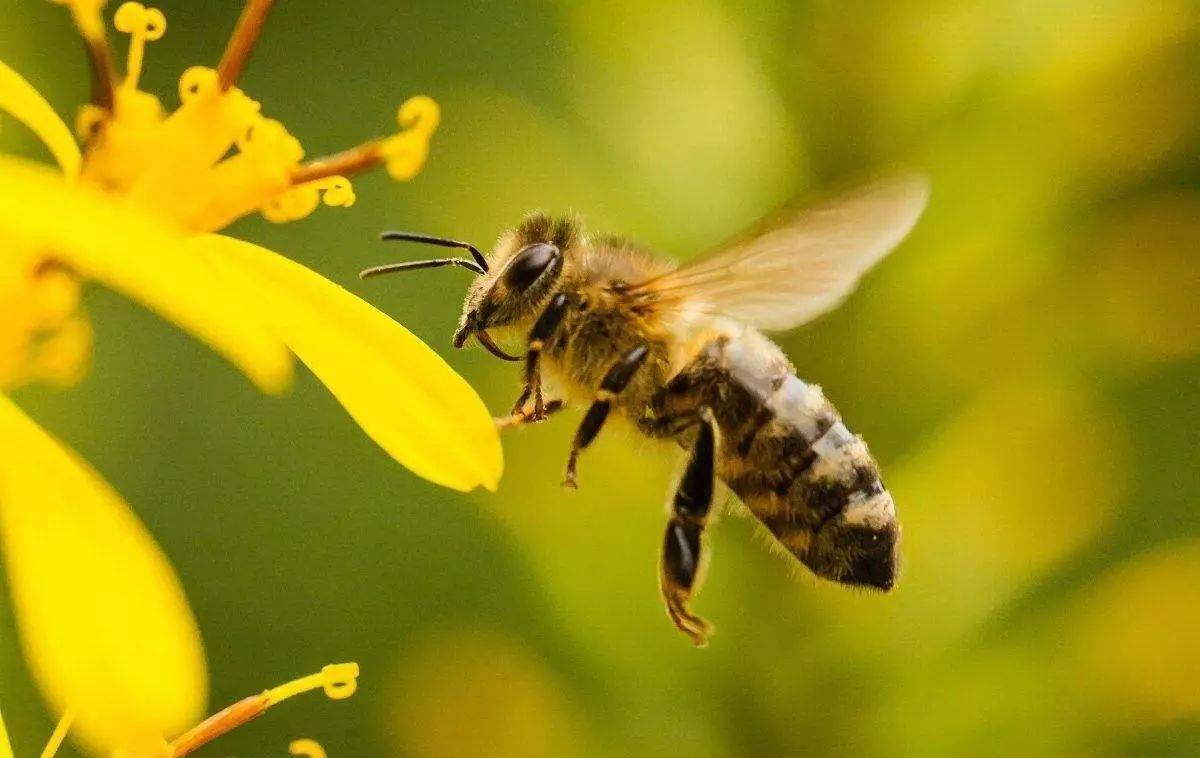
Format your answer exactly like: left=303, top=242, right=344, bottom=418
left=660, top=415, right=716, bottom=646
left=511, top=292, right=572, bottom=420
left=495, top=399, right=565, bottom=430
left=562, top=344, right=650, bottom=489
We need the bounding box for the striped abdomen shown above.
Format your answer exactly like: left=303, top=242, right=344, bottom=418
left=699, top=333, right=900, bottom=589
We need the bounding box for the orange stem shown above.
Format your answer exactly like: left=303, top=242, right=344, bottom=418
left=217, top=0, right=276, bottom=90
left=169, top=694, right=269, bottom=757
left=290, top=141, right=385, bottom=185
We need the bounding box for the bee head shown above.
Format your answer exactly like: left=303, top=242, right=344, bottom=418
left=801, top=492, right=900, bottom=591
left=359, top=213, right=579, bottom=362
left=455, top=213, right=579, bottom=348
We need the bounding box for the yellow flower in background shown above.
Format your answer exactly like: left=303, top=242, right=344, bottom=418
left=386, top=630, right=588, bottom=758
left=0, top=0, right=502, bottom=491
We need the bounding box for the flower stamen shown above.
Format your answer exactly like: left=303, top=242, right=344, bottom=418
left=113, top=2, right=165, bottom=92
left=38, top=709, right=74, bottom=758
left=264, top=662, right=360, bottom=705
left=168, top=663, right=359, bottom=758
left=217, top=0, right=276, bottom=91
left=52, top=0, right=117, bottom=108
left=290, top=142, right=383, bottom=186
left=291, top=95, right=441, bottom=185
left=289, top=739, right=327, bottom=758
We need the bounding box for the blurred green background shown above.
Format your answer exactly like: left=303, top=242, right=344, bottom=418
left=3, top=0, right=1200, bottom=755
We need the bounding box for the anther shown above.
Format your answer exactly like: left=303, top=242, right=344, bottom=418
left=289, top=739, right=328, bottom=758
left=264, top=662, right=360, bottom=705
left=290, top=97, right=440, bottom=186
left=114, top=2, right=166, bottom=91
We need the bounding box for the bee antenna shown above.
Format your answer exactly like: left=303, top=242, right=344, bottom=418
left=379, top=230, right=489, bottom=272
left=360, top=258, right=485, bottom=279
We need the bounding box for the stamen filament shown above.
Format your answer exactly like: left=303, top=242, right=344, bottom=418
left=265, top=663, right=360, bottom=705
left=114, top=3, right=166, bottom=92
left=217, top=0, right=276, bottom=90
left=168, top=664, right=359, bottom=758
left=169, top=694, right=269, bottom=758
left=290, top=142, right=385, bottom=186
left=125, top=35, right=145, bottom=89
left=63, top=2, right=117, bottom=108
left=38, top=710, right=74, bottom=758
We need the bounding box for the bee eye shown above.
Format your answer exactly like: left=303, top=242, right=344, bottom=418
left=504, top=243, right=559, bottom=292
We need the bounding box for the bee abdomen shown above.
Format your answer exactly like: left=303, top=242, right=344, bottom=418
left=722, top=374, right=889, bottom=531
left=683, top=332, right=899, bottom=588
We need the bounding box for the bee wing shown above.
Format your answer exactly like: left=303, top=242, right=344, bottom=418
left=631, top=173, right=930, bottom=331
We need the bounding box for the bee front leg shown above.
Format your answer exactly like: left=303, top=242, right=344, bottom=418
left=562, top=344, right=649, bottom=488
left=660, top=415, right=716, bottom=646
left=496, top=399, right=565, bottom=430
left=500, top=293, right=572, bottom=427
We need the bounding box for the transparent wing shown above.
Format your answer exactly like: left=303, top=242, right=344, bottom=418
left=633, top=173, right=930, bottom=331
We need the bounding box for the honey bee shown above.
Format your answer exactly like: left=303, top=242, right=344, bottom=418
left=362, top=174, right=929, bottom=645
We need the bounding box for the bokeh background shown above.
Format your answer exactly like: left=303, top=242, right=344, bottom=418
left=3, top=0, right=1199, bottom=755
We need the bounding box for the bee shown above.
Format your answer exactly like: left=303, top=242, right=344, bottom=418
left=362, top=174, right=929, bottom=645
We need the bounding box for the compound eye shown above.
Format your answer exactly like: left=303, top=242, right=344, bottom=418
left=504, top=243, right=558, bottom=292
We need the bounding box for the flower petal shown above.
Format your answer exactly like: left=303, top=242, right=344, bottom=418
left=0, top=706, right=13, bottom=758
left=0, top=154, right=293, bottom=394
left=0, top=60, right=81, bottom=178
left=0, top=394, right=208, bottom=755
left=195, top=234, right=503, bottom=492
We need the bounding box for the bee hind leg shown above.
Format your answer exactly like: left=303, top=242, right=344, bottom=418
left=562, top=344, right=650, bottom=488
left=659, top=415, right=717, bottom=646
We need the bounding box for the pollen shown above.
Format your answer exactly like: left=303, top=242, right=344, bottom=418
left=67, top=0, right=439, bottom=233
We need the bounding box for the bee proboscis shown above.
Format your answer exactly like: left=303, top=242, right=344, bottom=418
left=362, top=174, right=930, bottom=645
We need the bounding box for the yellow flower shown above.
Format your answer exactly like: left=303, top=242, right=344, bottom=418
left=0, top=1, right=499, bottom=753
left=0, top=396, right=360, bottom=756
left=0, top=394, right=204, bottom=754
left=0, top=654, right=361, bottom=758
left=0, top=0, right=502, bottom=492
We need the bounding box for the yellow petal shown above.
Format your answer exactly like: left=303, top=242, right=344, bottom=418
left=0, top=706, right=13, bottom=758
left=0, top=394, right=208, bottom=755
left=0, top=154, right=293, bottom=394
left=0, top=60, right=81, bottom=178
left=195, top=234, right=503, bottom=492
